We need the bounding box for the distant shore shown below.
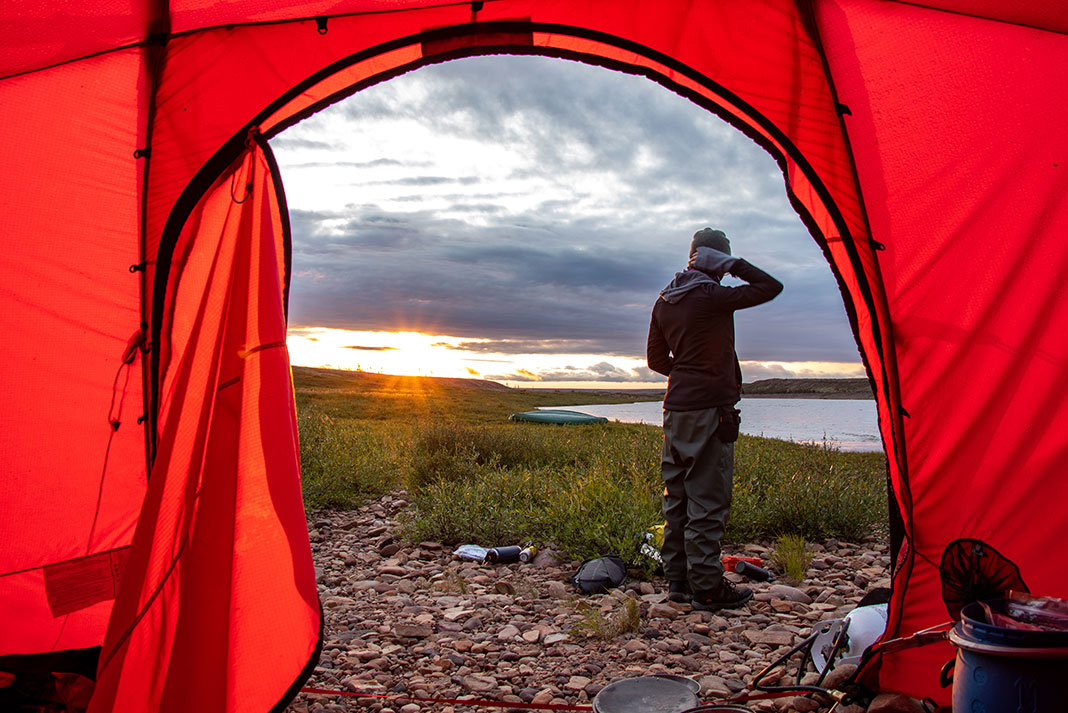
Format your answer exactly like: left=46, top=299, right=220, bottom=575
left=292, top=367, right=875, bottom=400
left=522, top=377, right=875, bottom=401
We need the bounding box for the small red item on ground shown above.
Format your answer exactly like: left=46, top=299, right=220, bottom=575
left=722, top=555, right=763, bottom=572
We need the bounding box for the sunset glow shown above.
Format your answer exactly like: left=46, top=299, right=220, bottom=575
left=286, top=327, right=865, bottom=388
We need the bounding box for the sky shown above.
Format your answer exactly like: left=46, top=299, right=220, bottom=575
left=271, top=55, right=865, bottom=389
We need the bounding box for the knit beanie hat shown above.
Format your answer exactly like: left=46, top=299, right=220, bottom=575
left=690, top=227, right=731, bottom=256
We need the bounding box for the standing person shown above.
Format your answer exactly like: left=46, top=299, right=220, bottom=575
left=647, top=228, right=783, bottom=610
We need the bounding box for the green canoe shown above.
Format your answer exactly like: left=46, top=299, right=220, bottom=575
left=509, top=409, right=608, bottom=425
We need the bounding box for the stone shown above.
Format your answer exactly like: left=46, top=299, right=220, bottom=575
left=462, top=675, right=498, bottom=693
left=683, top=632, right=712, bottom=648
left=497, top=624, right=521, bottom=640
left=532, top=551, right=561, bottom=568
left=394, top=623, right=432, bottom=638
left=743, top=630, right=795, bottom=647
left=767, top=585, right=813, bottom=604
left=788, top=696, right=821, bottom=712
left=531, top=689, right=556, bottom=704
left=834, top=704, right=866, bottom=713
left=648, top=603, right=679, bottom=619
left=867, top=693, right=926, bottom=713
left=546, top=581, right=570, bottom=599
left=698, top=675, right=732, bottom=696
left=565, top=676, right=591, bottom=691
left=821, top=663, right=857, bottom=691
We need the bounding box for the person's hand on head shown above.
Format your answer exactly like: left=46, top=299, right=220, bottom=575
left=689, top=246, right=737, bottom=276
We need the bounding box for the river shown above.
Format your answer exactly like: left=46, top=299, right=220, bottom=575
left=542, top=398, right=882, bottom=452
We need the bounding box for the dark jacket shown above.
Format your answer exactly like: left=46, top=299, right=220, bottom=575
left=647, top=258, right=783, bottom=411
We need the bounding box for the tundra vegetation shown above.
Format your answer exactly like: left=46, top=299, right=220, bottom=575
left=295, top=366, right=888, bottom=567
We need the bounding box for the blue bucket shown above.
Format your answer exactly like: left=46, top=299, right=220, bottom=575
left=948, top=599, right=1068, bottom=713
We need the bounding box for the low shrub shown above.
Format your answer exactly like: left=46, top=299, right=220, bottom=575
left=408, top=421, right=605, bottom=489
left=729, top=436, right=885, bottom=542
left=400, top=464, right=547, bottom=546
left=297, top=413, right=403, bottom=509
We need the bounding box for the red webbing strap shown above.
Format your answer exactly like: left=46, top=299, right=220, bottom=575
left=300, top=687, right=592, bottom=710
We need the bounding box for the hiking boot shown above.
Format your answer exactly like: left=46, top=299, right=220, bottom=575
left=692, top=580, right=753, bottom=611
left=667, top=580, right=692, bottom=603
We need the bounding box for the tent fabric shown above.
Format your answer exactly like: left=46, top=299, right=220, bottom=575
left=88, top=139, right=320, bottom=712
left=2, top=1, right=1067, bottom=709
left=0, top=47, right=150, bottom=654
left=815, top=1, right=1068, bottom=695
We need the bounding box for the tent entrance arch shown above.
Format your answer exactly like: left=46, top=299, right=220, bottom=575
left=139, top=20, right=905, bottom=711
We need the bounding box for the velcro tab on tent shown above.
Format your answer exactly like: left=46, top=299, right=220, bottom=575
left=43, top=546, right=130, bottom=617
left=422, top=25, right=533, bottom=57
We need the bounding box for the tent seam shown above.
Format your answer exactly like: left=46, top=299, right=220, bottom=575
left=888, top=0, right=1068, bottom=36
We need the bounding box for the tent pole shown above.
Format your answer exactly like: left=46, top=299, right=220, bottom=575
left=139, top=4, right=171, bottom=472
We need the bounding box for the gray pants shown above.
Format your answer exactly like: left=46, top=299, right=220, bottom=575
left=660, top=406, right=734, bottom=592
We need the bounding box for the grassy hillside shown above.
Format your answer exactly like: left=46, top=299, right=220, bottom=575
left=293, top=366, right=655, bottom=423
left=744, top=377, right=874, bottom=398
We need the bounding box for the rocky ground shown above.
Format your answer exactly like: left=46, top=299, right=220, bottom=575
left=286, top=494, right=926, bottom=713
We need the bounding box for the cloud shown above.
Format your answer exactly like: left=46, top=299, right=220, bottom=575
left=448, top=338, right=627, bottom=355
left=365, top=175, right=481, bottom=187
left=485, top=361, right=647, bottom=384
left=273, top=55, right=862, bottom=370
left=342, top=345, right=398, bottom=351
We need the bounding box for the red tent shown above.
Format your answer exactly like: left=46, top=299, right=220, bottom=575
left=2, top=1, right=1066, bottom=709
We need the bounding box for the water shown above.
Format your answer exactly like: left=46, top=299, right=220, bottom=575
left=542, top=398, right=882, bottom=452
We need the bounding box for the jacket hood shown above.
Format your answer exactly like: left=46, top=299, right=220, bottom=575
left=659, top=269, right=719, bottom=304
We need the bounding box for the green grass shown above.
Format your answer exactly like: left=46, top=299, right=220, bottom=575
left=571, top=594, right=642, bottom=640
left=294, top=366, right=889, bottom=563
left=297, top=413, right=402, bottom=508
left=730, top=436, right=887, bottom=542
left=771, top=534, right=813, bottom=586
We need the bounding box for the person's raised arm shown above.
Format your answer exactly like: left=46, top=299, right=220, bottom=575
left=717, top=257, right=783, bottom=310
